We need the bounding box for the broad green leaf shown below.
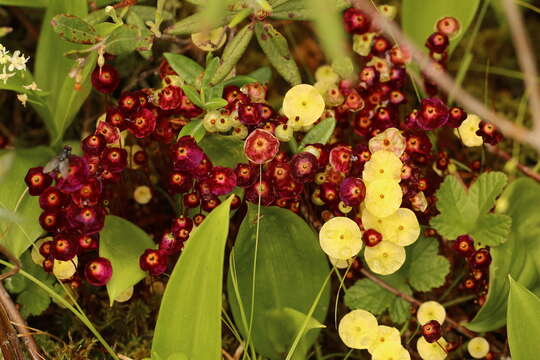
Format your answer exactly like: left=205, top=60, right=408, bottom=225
left=51, top=14, right=100, bottom=44
left=126, top=10, right=153, bottom=59
left=255, top=22, right=301, bottom=85
left=129, top=5, right=173, bottom=22
left=94, top=22, right=122, bottom=37
left=265, top=307, right=325, bottom=359
left=212, top=23, right=254, bottom=84
left=105, top=24, right=152, bottom=55
left=164, top=53, right=204, bottom=86
left=8, top=252, right=55, bottom=318
left=199, top=135, right=247, bottom=168
left=402, top=0, right=481, bottom=55
left=507, top=277, right=540, bottom=360
left=405, top=235, right=450, bottom=292
left=35, top=0, right=88, bottom=133
left=345, top=235, right=449, bottom=323
left=0, top=0, right=48, bottom=7
left=51, top=51, right=98, bottom=146
left=345, top=275, right=411, bottom=324
left=430, top=172, right=511, bottom=247
left=165, top=11, right=234, bottom=35
left=0, top=147, right=54, bottom=258
left=467, top=178, right=540, bottom=332
left=99, top=215, right=155, bottom=305
left=178, top=119, right=206, bottom=142
left=227, top=204, right=330, bottom=360
left=152, top=196, right=234, bottom=360
left=248, top=66, right=272, bottom=83
left=298, top=117, right=336, bottom=151
left=270, top=0, right=349, bottom=21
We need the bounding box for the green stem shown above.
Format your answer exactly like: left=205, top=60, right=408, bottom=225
left=284, top=270, right=332, bottom=360
left=442, top=294, right=476, bottom=308
left=0, top=260, right=119, bottom=360
left=439, top=267, right=467, bottom=301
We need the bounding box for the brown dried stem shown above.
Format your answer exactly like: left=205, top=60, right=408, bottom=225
left=487, top=145, right=540, bottom=182
left=502, top=0, right=540, bottom=133
left=359, top=268, right=477, bottom=339
left=0, top=244, right=42, bottom=360
left=348, top=0, right=540, bottom=152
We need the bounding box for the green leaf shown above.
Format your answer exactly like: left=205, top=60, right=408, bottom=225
left=430, top=172, right=511, bottom=246
left=202, top=56, right=220, bottom=88
left=0, top=0, right=48, bottom=7
left=345, top=235, right=449, bottom=323
left=298, top=117, right=336, bottom=151
left=227, top=204, right=330, bottom=360
left=265, top=307, right=325, bottom=359
left=152, top=196, right=234, bottom=360
left=345, top=275, right=411, bottom=324
left=223, top=75, right=259, bottom=88
left=51, top=51, right=98, bottom=146
left=178, top=119, right=206, bottom=143
left=204, top=98, right=228, bottom=111
left=0, top=147, right=54, bottom=258
left=402, top=0, right=481, bottom=55
left=306, top=0, right=349, bottom=78
left=181, top=85, right=204, bottom=108
left=212, top=23, right=255, bottom=84
left=51, top=14, right=100, bottom=44
left=165, top=11, right=234, bottom=35
left=248, top=66, right=272, bottom=83
left=126, top=10, right=153, bottom=59
left=94, top=22, right=122, bottom=37
left=270, top=0, right=349, bottom=21
left=507, top=277, right=540, bottom=360
left=467, top=178, right=540, bottom=332
left=405, top=236, right=450, bottom=292
left=199, top=135, right=247, bottom=168
left=35, top=0, right=88, bottom=141
left=255, top=22, right=301, bottom=85
left=105, top=24, right=152, bottom=55
left=99, top=215, right=155, bottom=305
left=9, top=252, right=55, bottom=318
left=164, top=53, right=204, bottom=86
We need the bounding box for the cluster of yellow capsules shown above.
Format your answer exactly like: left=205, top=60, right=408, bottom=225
left=319, top=127, right=421, bottom=275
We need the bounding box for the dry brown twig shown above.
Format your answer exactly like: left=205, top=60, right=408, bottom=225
left=348, top=0, right=540, bottom=152
left=502, top=0, right=540, bottom=134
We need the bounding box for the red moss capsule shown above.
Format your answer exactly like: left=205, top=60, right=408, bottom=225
left=417, top=98, right=449, bottom=130
left=339, top=177, right=366, bottom=206
left=193, top=213, right=206, bottom=226
left=171, top=136, right=204, bottom=171
left=158, top=85, right=183, bottom=111
left=106, top=107, right=128, bottom=131
left=290, top=152, right=318, bottom=183
left=425, top=32, right=449, bottom=54
left=82, top=134, right=107, bottom=156
left=39, top=187, right=65, bottom=210
left=343, top=7, right=371, bottom=34
left=39, top=210, right=62, bottom=232
left=362, top=228, right=383, bottom=247
left=91, top=64, right=119, bottom=94
left=25, top=167, right=53, bottom=196
left=422, top=320, right=442, bottom=343
left=56, top=156, right=89, bottom=193
left=436, top=16, right=460, bottom=37
left=183, top=192, right=201, bottom=208
left=101, top=147, right=128, bottom=173
left=168, top=171, right=193, bottom=194
left=470, top=248, right=492, bottom=269
left=329, top=145, right=352, bottom=174
left=139, top=249, right=168, bottom=276
left=209, top=166, right=237, bottom=196
left=244, top=129, right=280, bottom=165
left=85, top=257, right=113, bottom=286
left=159, top=231, right=183, bottom=255
left=78, top=233, right=99, bottom=252
left=245, top=177, right=274, bottom=206
left=118, top=91, right=141, bottom=115
left=52, top=234, right=79, bottom=261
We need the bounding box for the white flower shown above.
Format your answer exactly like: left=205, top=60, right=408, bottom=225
left=9, top=50, right=29, bottom=72
left=23, top=82, right=41, bottom=91
left=17, top=94, right=28, bottom=107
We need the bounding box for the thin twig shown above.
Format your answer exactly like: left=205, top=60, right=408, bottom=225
left=348, top=0, right=540, bottom=152
left=502, top=0, right=540, bottom=134
left=222, top=349, right=235, bottom=360
left=487, top=145, right=540, bottom=182
left=359, top=268, right=477, bottom=338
